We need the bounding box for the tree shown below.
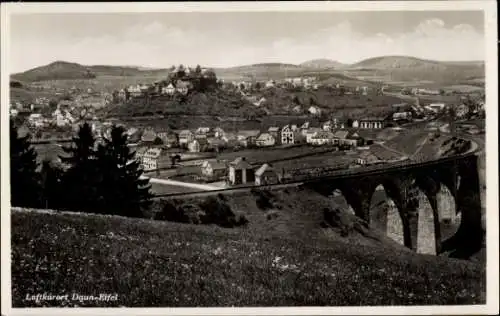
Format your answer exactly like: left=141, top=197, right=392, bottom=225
left=195, top=64, right=202, bottom=74
left=40, top=159, right=64, bottom=209
left=59, top=122, right=102, bottom=212
left=153, top=136, right=164, bottom=146
left=97, top=125, right=152, bottom=217
left=10, top=120, right=41, bottom=208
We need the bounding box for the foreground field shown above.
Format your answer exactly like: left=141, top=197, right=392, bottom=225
left=11, top=188, right=485, bottom=307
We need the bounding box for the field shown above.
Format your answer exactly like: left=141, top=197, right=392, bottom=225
left=11, top=188, right=485, bottom=307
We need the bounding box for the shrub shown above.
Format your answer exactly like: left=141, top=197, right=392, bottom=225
left=198, top=197, right=243, bottom=228
left=252, top=189, right=275, bottom=210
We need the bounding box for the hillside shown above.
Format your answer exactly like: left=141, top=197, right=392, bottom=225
left=301, top=59, right=347, bottom=69
left=215, top=63, right=307, bottom=81
left=350, top=56, right=449, bottom=70
left=344, top=56, right=484, bottom=85
left=11, top=187, right=485, bottom=307
left=11, top=61, right=170, bottom=82
left=105, top=89, right=262, bottom=120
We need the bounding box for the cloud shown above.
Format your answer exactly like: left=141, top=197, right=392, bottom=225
left=9, top=18, right=485, bottom=73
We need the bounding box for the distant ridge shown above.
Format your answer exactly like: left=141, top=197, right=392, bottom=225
left=11, top=55, right=485, bottom=83
left=348, top=55, right=484, bottom=70
left=300, top=59, right=347, bottom=69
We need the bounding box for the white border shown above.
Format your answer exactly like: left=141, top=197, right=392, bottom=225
left=1, top=1, right=498, bottom=315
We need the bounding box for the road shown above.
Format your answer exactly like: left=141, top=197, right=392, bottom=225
left=140, top=177, right=223, bottom=191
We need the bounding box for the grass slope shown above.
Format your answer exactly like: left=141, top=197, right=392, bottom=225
left=11, top=188, right=485, bottom=307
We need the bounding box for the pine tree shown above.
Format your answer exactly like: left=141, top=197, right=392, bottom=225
left=10, top=120, right=41, bottom=208
left=59, top=122, right=102, bottom=212
left=97, top=125, right=152, bottom=217
left=40, top=159, right=64, bottom=209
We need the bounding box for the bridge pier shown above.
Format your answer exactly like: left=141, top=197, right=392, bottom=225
left=382, top=175, right=420, bottom=251
left=441, top=156, right=483, bottom=258
left=337, top=178, right=376, bottom=224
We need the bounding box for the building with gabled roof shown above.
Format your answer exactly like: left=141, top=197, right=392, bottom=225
left=255, top=163, right=279, bottom=185
left=228, top=157, right=254, bottom=185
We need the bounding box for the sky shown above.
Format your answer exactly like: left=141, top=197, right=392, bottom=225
left=9, top=11, right=485, bottom=73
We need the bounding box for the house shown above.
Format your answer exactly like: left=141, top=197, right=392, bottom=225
left=356, top=151, right=380, bottom=165
left=265, top=80, right=276, bottom=88
left=196, top=127, right=211, bottom=135
left=332, top=118, right=346, bottom=129
left=128, top=85, right=143, bottom=97
left=236, top=130, right=260, bottom=147
left=188, top=139, right=201, bottom=153
left=126, top=127, right=142, bottom=143
left=158, top=131, right=179, bottom=148
left=228, top=157, right=254, bottom=185
left=393, top=111, right=412, bottom=121
left=310, top=131, right=336, bottom=146
left=162, top=83, right=176, bottom=95
left=201, top=160, right=227, bottom=179
left=359, top=118, right=385, bottom=129
left=141, top=129, right=157, bottom=143
left=253, top=97, right=267, bottom=107
left=138, top=147, right=162, bottom=171
left=255, top=163, right=279, bottom=186
left=268, top=126, right=280, bottom=139
left=28, top=113, right=44, bottom=127
left=178, top=130, right=194, bottom=146
left=455, top=103, right=469, bottom=118
left=305, top=127, right=322, bottom=143
left=255, top=133, right=276, bottom=147
left=292, top=105, right=302, bottom=114
left=428, top=103, right=446, bottom=112
left=300, top=121, right=310, bottom=130
left=213, top=127, right=225, bottom=138
left=207, top=138, right=226, bottom=151
left=333, top=130, right=350, bottom=146
left=308, top=106, right=321, bottom=116
left=280, top=125, right=295, bottom=145
left=322, top=120, right=333, bottom=131
left=345, top=131, right=362, bottom=146
left=176, top=81, right=190, bottom=95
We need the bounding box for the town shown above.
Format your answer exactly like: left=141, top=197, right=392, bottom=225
left=10, top=63, right=485, bottom=193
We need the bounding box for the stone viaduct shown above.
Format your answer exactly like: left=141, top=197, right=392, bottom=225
left=301, top=153, right=484, bottom=259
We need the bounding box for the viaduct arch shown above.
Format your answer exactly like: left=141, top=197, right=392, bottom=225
left=303, top=154, right=483, bottom=259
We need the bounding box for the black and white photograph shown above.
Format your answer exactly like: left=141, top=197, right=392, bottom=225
left=1, top=1, right=498, bottom=315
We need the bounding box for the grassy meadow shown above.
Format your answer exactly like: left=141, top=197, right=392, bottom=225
left=11, top=188, right=485, bottom=307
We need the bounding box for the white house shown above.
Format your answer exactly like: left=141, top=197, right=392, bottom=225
left=455, top=103, right=469, bottom=118
left=178, top=130, right=194, bottom=146
left=139, top=148, right=162, bottom=171
left=428, top=103, right=446, bottom=112
left=322, top=120, right=333, bottom=131
left=305, top=127, right=322, bottom=144
left=188, top=139, right=201, bottom=152
left=265, top=80, right=276, bottom=88
left=255, top=163, right=279, bottom=186
left=359, top=118, right=385, bottom=129
left=201, top=160, right=227, bottom=179
left=162, top=83, right=176, bottom=95
left=176, top=81, right=190, bottom=95
left=255, top=133, right=276, bottom=147
left=280, top=125, right=295, bottom=145
left=308, top=106, right=321, bottom=116
left=310, top=131, right=336, bottom=146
